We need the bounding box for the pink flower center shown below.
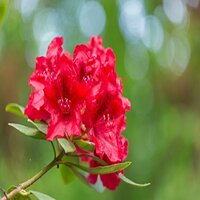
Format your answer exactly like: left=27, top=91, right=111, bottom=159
left=39, top=67, right=55, bottom=81
left=83, top=74, right=92, bottom=83
left=103, top=113, right=113, bottom=126
left=58, top=97, right=71, bottom=114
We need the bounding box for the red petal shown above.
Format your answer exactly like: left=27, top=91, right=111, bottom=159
left=87, top=159, right=98, bottom=184
left=88, top=36, right=103, bottom=49
left=46, top=113, right=67, bottom=140
left=24, top=104, right=49, bottom=121
left=66, top=105, right=82, bottom=137
left=88, top=174, right=98, bottom=185
left=91, top=127, right=128, bottom=162
left=31, top=90, right=44, bottom=110
left=100, top=173, right=120, bottom=190
left=122, top=97, right=131, bottom=111
left=35, top=56, right=48, bottom=71
left=24, top=91, right=50, bottom=121
left=73, top=44, right=89, bottom=61
left=46, top=37, right=64, bottom=58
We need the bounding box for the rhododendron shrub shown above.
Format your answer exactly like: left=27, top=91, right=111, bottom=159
left=3, top=36, right=149, bottom=200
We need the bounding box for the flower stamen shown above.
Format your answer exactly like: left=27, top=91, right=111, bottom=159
left=58, top=97, right=71, bottom=114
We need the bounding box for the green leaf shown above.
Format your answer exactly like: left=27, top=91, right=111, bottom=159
left=30, top=191, right=55, bottom=200
left=60, top=164, right=76, bottom=184
left=68, top=153, right=107, bottom=166
left=9, top=123, right=45, bottom=140
left=28, top=119, right=47, bottom=134
left=70, top=167, right=105, bottom=193
left=65, top=161, right=131, bottom=174
left=0, top=0, right=7, bottom=25
left=60, top=156, right=79, bottom=184
left=7, top=187, right=31, bottom=200
left=70, top=167, right=89, bottom=185
left=10, top=194, right=31, bottom=200
left=74, top=140, right=95, bottom=152
left=57, top=138, right=75, bottom=153
left=5, top=103, right=26, bottom=118
left=7, top=185, right=16, bottom=193
left=119, top=173, right=151, bottom=187
left=19, top=190, right=31, bottom=197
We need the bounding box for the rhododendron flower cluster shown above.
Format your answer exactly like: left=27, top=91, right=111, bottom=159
left=24, top=36, right=131, bottom=190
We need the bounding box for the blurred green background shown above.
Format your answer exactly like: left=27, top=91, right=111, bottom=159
left=0, top=0, right=200, bottom=199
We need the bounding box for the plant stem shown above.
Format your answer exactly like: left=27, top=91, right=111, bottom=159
left=50, top=141, right=57, bottom=159
left=0, top=188, right=8, bottom=200
left=0, top=151, right=65, bottom=200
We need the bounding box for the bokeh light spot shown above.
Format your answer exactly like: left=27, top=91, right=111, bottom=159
left=163, top=0, right=186, bottom=24
left=172, top=36, right=191, bottom=75
left=33, top=9, right=62, bottom=55
left=119, top=0, right=146, bottom=42
left=157, top=34, right=191, bottom=76
left=15, top=0, right=39, bottom=20
left=157, top=34, right=175, bottom=69
left=125, top=43, right=149, bottom=80
left=142, top=15, right=164, bottom=52
left=78, top=1, right=106, bottom=37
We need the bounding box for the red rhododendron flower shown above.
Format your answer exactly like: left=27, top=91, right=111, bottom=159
left=84, top=95, right=129, bottom=162
left=73, top=36, right=130, bottom=163
left=25, top=37, right=86, bottom=140
left=24, top=36, right=131, bottom=190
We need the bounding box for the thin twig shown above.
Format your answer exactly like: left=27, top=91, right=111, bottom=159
left=0, top=188, right=8, bottom=200
left=50, top=141, right=59, bottom=168
left=0, top=151, right=65, bottom=200
left=50, top=141, right=56, bottom=159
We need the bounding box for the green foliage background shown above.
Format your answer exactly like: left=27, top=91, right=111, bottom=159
left=0, top=0, right=200, bottom=199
